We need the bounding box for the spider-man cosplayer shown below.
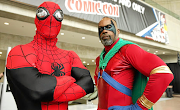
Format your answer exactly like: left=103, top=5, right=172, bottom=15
left=94, top=17, right=174, bottom=110
left=6, top=1, right=94, bottom=110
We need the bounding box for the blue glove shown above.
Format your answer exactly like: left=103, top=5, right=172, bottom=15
left=131, top=103, right=142, bottom=110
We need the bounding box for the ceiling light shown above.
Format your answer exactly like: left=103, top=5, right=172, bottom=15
left=83, top=61, right=86, bottom=63
left=0, top=52, right=2, bottom=54
left=154, top=53, right=156, bottom=54
left=4, top=22, right=9, bottom=25
left=82, top=37, right=85, bottom=39
left=92, top=60, right=94, bottom=62
left=61, top=33, right=64, bottom=35
left=147, top=49, right=149, bottom=51
left=99, top=40, right=101, bottom=42
left=156, top=51, right=158, bottom=52
left=87, top=63, right=89, bottom=65
left=163, top=52, right=165, bottom=54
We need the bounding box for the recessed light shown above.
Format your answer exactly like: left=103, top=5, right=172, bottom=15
left=147, top=49, right=149, bottom=51
left=4, top=22, right=9, bottom=25
left=83, top=61, right=86, bottom=63
left=154, top=53, right=156, bottom=54
left=61, top=33, right=64, bottom=35
left=87, top=63, right=89, bottom=65
left=82, top=37, right=85, bottom=39
left=92, top=60, right=94, bottom=62
left=163, top=52, right=165, bottom=54
left=0, top=52, right=2, bottom=54
left=99, top=40, right=101, bottom=42
left=156, top=51, right=158, bottom=52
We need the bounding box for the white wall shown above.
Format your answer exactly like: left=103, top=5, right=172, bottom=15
left=86, top=65, right=96, bottom=81
left=158, top=55, right=178, bottom=63
left=0, top=59, right=5, bottom=83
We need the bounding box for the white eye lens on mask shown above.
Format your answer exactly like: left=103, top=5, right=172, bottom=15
left=36, top=7, right=63, bottom=22
left=53, top=9, right=64, bottom=22
left=36, top=7, right=49, bottom=20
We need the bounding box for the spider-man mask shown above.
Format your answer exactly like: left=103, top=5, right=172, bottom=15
left=35, top=1, right=64, bottom=39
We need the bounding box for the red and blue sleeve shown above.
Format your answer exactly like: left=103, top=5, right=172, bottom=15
left=124, top=44, right=173, bottom=110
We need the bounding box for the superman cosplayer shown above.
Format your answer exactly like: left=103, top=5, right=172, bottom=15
left=94, top=17, right=174, bottom=110
left=6, top=1, right=94, bottom=110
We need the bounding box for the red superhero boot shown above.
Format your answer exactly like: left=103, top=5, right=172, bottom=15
left=6, top=1, right=94, bottom=110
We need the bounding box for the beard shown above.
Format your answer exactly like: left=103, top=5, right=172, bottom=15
left=100, top=35, right=113, bottom=46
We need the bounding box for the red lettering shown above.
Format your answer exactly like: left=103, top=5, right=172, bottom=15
left=108, top=5, right=113, bottom=15
left=92, top=2, right=95, bottom=13
left=84, top=1, right=91, bottom=12
left=75, top=0, right=82, bottom=11
left=114, top=6, right=119, bottom=16
left=67, top=0, right=74, bottom=10
left=103, top=4, right=107, bottom=14
left=65, top=0, right=119, bottom=17
left=95, top=3, right=100, bottom=14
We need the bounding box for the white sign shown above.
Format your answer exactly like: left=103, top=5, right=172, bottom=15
left=65, top=0, right=119, bottom=17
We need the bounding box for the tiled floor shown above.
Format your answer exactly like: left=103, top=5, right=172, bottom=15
left=69, top=104, right=97, bottom=110
left=69, top=94, right=180, bottom=110
left=153, top=94, right=180, bottom=110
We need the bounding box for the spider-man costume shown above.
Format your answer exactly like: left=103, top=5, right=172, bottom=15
left=94, top=38, right=174, bottom=110
left=6, top=1, right=94, bottom=110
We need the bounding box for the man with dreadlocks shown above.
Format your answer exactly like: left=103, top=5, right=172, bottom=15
left=6, top=1, right=94, bottom=110
left=94, top=17, right=173, bottom=110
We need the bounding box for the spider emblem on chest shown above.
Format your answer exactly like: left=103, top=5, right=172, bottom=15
left=51, top=62, right=65, bottom=76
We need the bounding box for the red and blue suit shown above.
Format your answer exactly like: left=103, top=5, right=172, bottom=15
left=6, top=1, right=94, bottom=110
left=94, top=38, right=173, bottom=110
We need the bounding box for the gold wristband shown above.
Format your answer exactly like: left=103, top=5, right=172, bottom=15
left=138, top=94, right=154, bottom=109
left=150, top=66, right=172, bottom=75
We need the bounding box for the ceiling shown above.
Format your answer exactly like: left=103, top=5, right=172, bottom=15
left=0, top=16, right=103, bottom=65
left=0, top=0, right=179, bottom=65
left=0, top=16, right=178, bottom=65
